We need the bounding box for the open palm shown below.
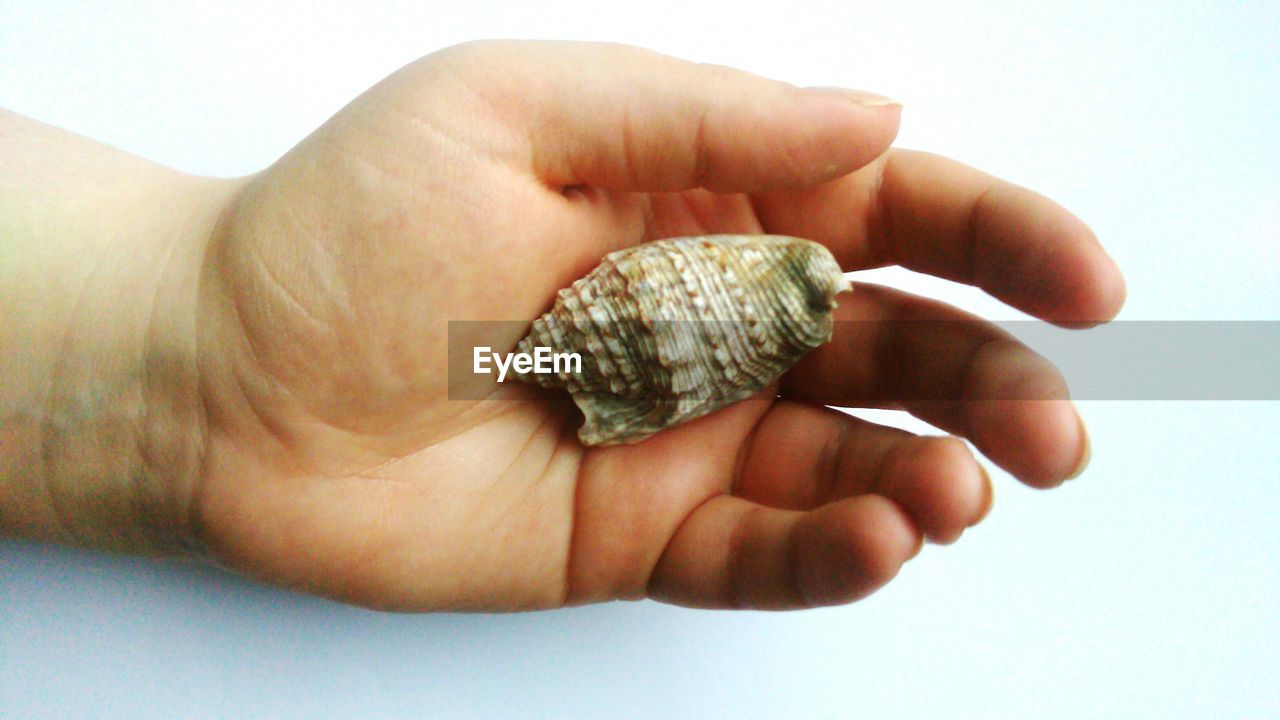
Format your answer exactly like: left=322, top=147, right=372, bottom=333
left=191, top=41, right=1125, bottom=611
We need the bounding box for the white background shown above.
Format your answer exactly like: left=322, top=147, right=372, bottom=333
left=2, top=1, right=1278, bottom=717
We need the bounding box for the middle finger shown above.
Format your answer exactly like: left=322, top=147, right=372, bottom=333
left=781, top=283, right=1089, bottom=487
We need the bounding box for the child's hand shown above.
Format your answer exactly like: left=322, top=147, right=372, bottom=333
left=2, top=41, right=1125, bottom=611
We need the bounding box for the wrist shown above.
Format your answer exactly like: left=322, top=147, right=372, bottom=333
left=0, top=110, right=246, bottom=555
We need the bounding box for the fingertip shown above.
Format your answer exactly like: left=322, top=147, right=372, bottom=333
left=973, top=463, right=995, bottom=525
left=795, top=88, right=902, bottom=180
left=973, top=399, right=1082, bottom=489
left=1087, top=248, right=1128, bottom=324
left=956, top=337, right=1086, bottom=488
left=1066, top=414, right=1092, bottom=480
left=847, top=495, right=922, bottom=590
left=796, top=495, right=920, bottom=606
left=1039, top=213, right=1128, bottom=327
left=696, top=86, right=902, bottom=193
left=878, top=436, right=987, bottom=545
left=1073, top=216, right=1129, bottom=324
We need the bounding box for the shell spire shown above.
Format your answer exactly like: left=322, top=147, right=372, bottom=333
left=516, top=234, right=851, bottom=446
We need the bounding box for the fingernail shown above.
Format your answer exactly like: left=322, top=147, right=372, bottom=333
left=910, top=530, right=926, bottom=559
left=1067, top=415, right=1092, bottom=480
left=973, top=464, right=995, bottom=525
left=805, top=86, right=903, bottom=107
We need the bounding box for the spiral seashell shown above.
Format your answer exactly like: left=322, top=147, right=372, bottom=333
left=515, top=235, right=851, bottom=445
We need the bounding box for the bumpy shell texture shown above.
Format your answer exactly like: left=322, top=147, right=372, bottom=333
left=515, top=235, right=851, bottom=446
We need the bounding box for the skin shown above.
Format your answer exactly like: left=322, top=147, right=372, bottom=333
left=0, top=40, right=1125, bottom=611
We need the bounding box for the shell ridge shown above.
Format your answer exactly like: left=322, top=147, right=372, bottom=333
left=516, top=235, right=848, bottom=445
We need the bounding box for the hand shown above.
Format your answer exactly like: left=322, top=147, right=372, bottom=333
left=6, top=41, right=1125, bottom=611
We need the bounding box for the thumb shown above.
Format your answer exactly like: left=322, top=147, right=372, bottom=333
left=439, top=41, right=901, bottom=193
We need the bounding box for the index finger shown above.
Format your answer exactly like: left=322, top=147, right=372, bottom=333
left=751, top=149, right=1127, bottom=326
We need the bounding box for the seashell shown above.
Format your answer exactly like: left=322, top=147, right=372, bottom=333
left=515, top=235, right=851, bottom=446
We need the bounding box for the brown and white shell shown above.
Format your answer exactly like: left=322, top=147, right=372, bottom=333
left=515, top=235, right=850, bottom=446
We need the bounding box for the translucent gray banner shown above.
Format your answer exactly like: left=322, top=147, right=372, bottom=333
left=448, top=320, right=1280, bottom=401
